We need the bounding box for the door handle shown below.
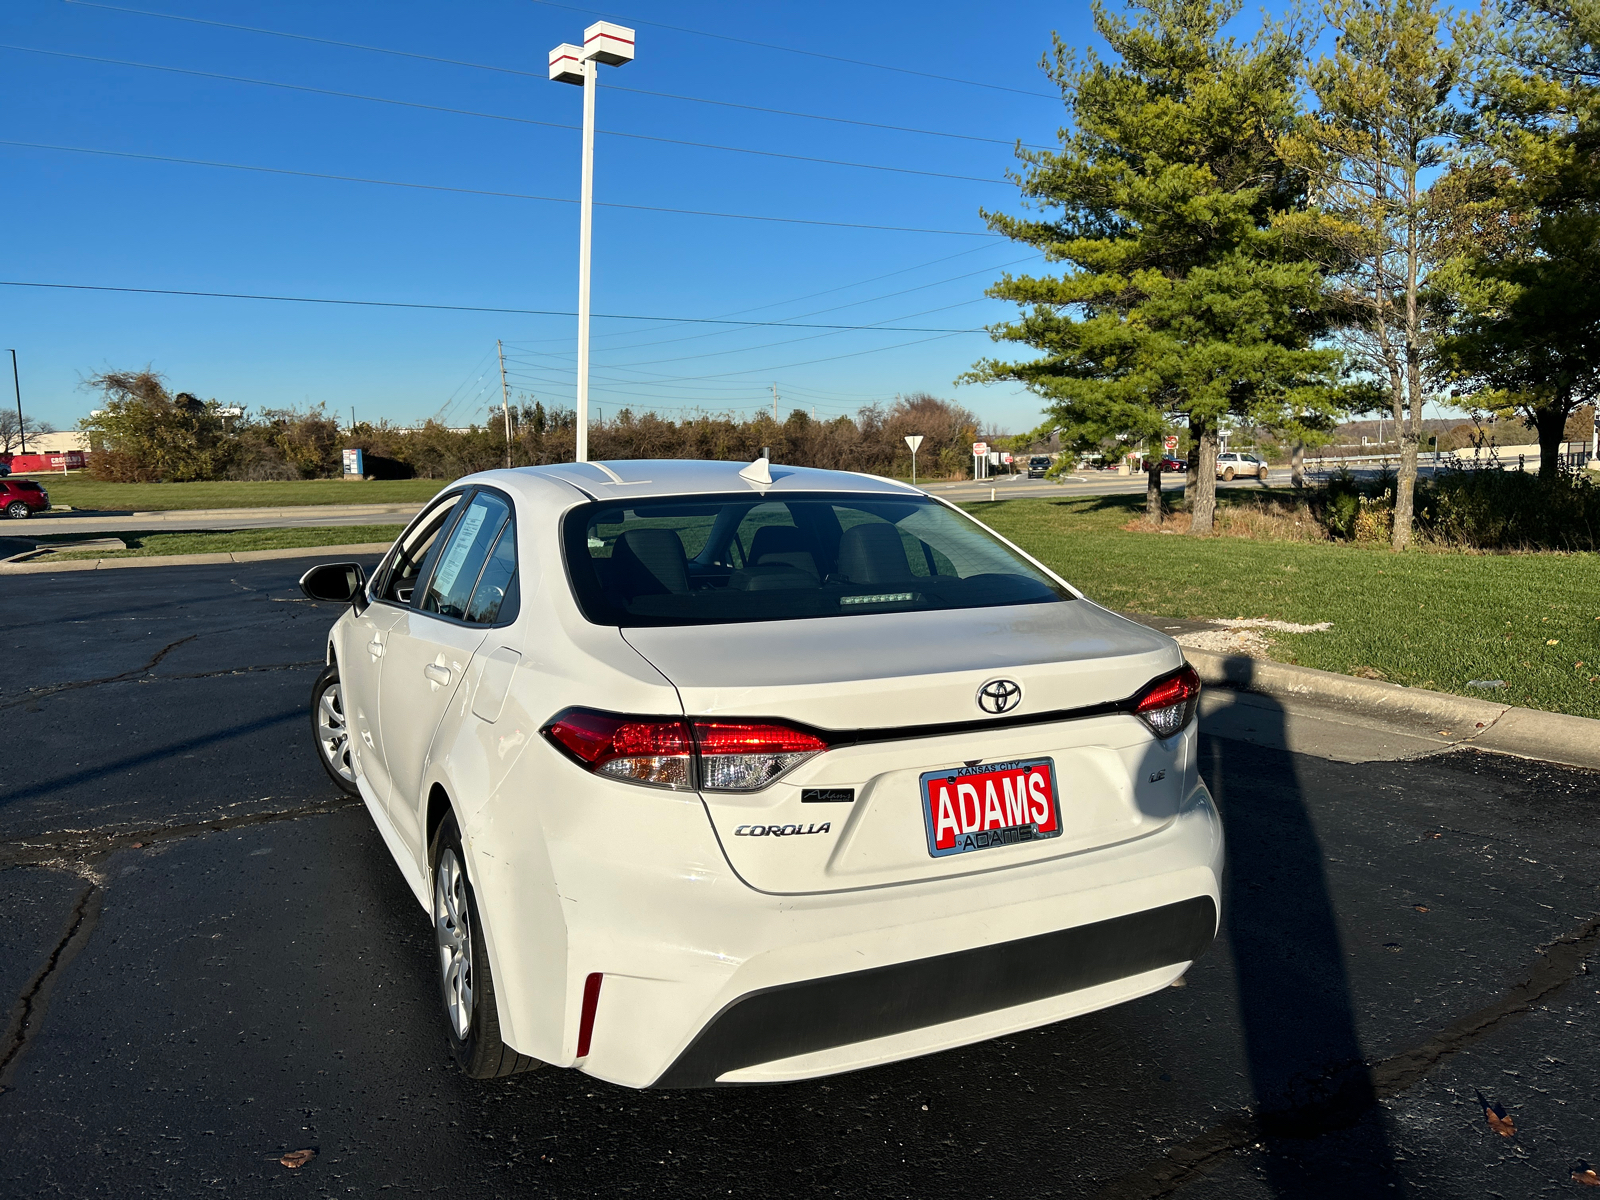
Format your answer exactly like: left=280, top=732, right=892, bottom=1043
left=423, top=663, right=451, bottom=686
left=368, top=638, right=384, bottom=658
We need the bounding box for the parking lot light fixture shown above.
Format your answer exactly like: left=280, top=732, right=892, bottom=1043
left=549, top=21, right=635, bottom=464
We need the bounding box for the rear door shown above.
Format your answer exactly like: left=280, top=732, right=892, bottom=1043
left=377, top=489, right=513, bottom=864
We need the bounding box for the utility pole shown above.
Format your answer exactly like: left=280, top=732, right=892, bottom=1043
left=497, top=339, right=512, bottom=469
left=350, top=406, right=355, bottom=435
left=8, top=350, right=23, bottom=454
left=771, top=383, right=779, bottom=421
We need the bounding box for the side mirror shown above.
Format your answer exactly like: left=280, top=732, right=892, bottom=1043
left=299, top=562, right=366, bottom=606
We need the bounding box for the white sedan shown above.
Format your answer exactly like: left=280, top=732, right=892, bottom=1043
left=300, top=458, right=1222, bottom=1089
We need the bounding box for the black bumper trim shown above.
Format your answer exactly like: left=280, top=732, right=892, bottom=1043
left=653, top=894, right=1216, bottom=1087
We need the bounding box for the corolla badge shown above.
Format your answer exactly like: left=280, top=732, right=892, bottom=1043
left=976, top=678, right=1022, bottom=715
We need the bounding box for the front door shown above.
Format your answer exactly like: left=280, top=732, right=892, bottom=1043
left=377, top=489, right=514, bottom=867
left=354, top=492, right=466, bottom=806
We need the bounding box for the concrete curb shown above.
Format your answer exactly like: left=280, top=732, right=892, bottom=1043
left=0, top=543, right=392, bottom=575
left=1185, top=647, right=1600, bottom=772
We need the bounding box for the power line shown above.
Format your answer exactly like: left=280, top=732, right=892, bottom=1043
left=0, top=140, right=1000, bottom=237
left=569, top=255, right=1031, bottom=358
left=523, top=0, right=1060, bottom=100
left=499, top=242, right=1013, bottom=348
left=1, top=45, right=1008, bottom=184
left=61, top=0, right=1053, bottom=149
left=0, top=279, right=989, bottom=330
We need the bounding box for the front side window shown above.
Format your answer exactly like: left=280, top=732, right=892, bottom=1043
left=380, top=494, right=462, bottom=605
left=421, top=492, right=512, bottom=620
left=564, top=493, right=1071, bottom=627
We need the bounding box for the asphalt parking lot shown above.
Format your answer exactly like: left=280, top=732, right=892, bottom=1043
left=3, top=560, right=1598, bottom=1198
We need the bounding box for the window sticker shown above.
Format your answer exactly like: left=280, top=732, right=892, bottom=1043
left=432, top=503, right=488, bottom=598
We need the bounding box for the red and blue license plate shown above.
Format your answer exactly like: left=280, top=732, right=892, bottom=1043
left=920, top=757, right=1060, bottom=858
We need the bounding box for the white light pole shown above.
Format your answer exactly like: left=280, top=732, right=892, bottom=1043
left=550, top=22, right=635, bottom=463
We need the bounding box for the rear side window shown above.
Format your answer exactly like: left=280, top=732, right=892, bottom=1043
left=421, top=492, right=511, bottom=620
left=563, top=492, right=1070, bottom=628
left=464, top=522, right=518, bottom=624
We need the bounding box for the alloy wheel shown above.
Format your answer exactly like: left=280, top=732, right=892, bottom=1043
left=6, top=501, right=29, bottom=519
left=434, top=849, right=474, bottom=1040
left=315, top=682, right=356, bottom=784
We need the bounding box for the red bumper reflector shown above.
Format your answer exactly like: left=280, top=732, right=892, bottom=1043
left=577, top=971, right=603, bottom=1058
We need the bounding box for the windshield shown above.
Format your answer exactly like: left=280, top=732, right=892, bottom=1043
left=563, top=492, right=1072, bottom=627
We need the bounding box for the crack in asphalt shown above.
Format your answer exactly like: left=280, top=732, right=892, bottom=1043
left=0, top=797, right=359, bottom=1093
left=0, top=633, right=200, bottom=709
left=1097, top=911, right=1600, bottom=1198
left=0, top=882, right=104, bottom=1093
left=0, top=797, right=361, bottom=872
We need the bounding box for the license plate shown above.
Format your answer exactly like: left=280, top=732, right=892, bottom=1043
left=920, top=757, right=1060, bottom=858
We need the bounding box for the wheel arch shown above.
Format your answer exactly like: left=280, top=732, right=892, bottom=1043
left=427, top=782, right=454, bottom=860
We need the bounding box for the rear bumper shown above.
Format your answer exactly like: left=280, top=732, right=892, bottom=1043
left=656, top=894, right=1214, bottom=1087
left=486, top=768, right=1224, bottom=1089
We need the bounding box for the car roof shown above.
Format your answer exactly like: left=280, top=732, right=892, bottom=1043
left=453, top=459, right=922, bottom=512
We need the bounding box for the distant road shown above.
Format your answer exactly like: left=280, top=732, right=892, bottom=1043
left=16, top=462, right=1453, bottom=537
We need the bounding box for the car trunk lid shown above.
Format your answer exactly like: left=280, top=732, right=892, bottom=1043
left=621, top=602, right=1190, bottom=893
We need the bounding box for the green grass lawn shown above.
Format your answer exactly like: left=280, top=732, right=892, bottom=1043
left=36, top=525, right=405, bottom=560
left=10, top=475, right=442, bottom=511
left=966, top=494, right=1600, bottom=720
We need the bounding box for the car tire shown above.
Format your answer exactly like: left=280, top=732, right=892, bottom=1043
left=6, top=500, right=31, bottom=519
left=431, top=811, right=543, bottom=1079
left=1258, top=467, right=1269, bottom=481
left=1222, top=467, right=1235, bottom=481
left=310, top=663, right=361, bottom=796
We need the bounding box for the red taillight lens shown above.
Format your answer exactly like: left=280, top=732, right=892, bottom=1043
left=543, top=708, right=693, bottom=789
left=543, top=709, right=827, bottom=791
left=1132, top=665, right=1201, bottom=738
left=692, top=720, right=828, bottom=792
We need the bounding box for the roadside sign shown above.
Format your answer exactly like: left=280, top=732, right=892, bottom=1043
left=342, top=448, right=364, bottom=477
left=972, top=441, right=988, bottom=456
left=1164, top=436, right=1178, bottom=452
left=1001, top=452, right=1012, bottom=464
left=904, top=434, right=924, bottom=453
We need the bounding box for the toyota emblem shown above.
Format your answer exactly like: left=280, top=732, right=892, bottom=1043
left=976, top=679, right=1022, bottom=715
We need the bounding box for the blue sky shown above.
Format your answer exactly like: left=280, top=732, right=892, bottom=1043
left=0, top=0, right=1108, bottom=435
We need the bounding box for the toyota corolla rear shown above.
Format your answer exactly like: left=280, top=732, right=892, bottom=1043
left=520, top=485, right=1221, bottom=1088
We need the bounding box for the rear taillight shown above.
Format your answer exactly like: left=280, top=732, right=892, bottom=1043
left=543, top=709, right=693, bottom=789
left=1132, top=665, right=1201, bottom=738
left=692, top=720, right=828, bottom=791
left=542, top=709, right=827, bottom=792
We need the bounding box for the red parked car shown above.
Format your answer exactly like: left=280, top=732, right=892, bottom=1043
left=0, top=478, right=50, bottom=519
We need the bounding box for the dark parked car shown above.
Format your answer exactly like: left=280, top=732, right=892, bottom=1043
left=1027, top=455, right=1053, bottom=478
left=0, top=478, right=50, bottom=519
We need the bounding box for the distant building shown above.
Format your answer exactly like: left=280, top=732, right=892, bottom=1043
left=22, top=430, right=90, bottom=454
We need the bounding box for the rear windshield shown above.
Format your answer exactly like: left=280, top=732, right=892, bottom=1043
left=11, top=481, right=43, bottom=491
left=563, top=492, right=1072, bottom=627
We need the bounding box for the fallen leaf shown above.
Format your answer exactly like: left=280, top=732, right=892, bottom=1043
left=1437, top=730, right=1452, bottom=736
left=1548, top=639, right=1561, bottom=646
left=1432, top=832, right=1443, bottom=839
left=1413, top=904, right=1430, bottom=913
left=280, top=1149, right=316, bottom=1169
left=1575, top=1168, right=1600, bottom=1187
left=130, top=842, right=143, bottom=849
left=1477, top=1091, right=1516, bottom=1138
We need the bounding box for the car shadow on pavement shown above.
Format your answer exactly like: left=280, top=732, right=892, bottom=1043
left=1202, top=659, right=1404, bottom=1196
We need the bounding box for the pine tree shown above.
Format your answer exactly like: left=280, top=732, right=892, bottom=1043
left=964, top=0, right=1344, bottom=534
